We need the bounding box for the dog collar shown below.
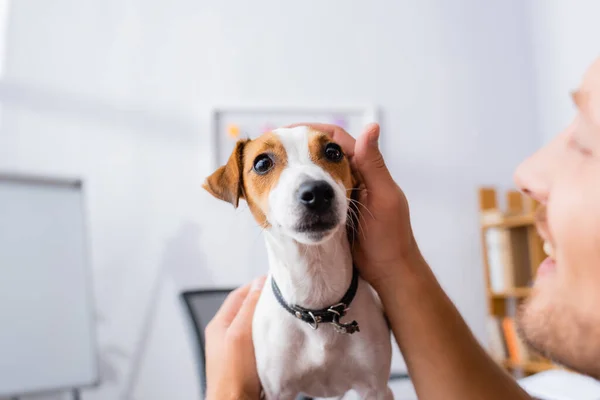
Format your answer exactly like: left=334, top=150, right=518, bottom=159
left=270, top=267, right=361, bottom=334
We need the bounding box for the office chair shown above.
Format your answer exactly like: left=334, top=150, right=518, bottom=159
left=180, top=288, right=409, bottom=400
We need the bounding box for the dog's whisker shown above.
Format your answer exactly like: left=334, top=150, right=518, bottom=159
left=347, top=202, right=359, bottom=222
left=348, top=198, right=374, bottom=220
left=347, top=205, right=367, bottom=242
left=356, top=216, right=367, bottom=241
left=347, top=207, right=358, bottom=235
left=348, top=200, right=371, bottom=240
left=346, top=209, right=359, bottom=246
left=347, top=221, right=357, bottom=248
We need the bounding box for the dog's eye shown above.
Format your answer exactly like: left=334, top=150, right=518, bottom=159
left=253, top=154, right=274, bottom=174
left=324, top=143, right=343, bottom=162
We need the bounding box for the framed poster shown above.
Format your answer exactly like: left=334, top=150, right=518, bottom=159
left=210, top=104, right=378, bottom=167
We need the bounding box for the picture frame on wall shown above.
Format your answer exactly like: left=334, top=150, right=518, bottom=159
left=209, top=104, right=379, bottom=168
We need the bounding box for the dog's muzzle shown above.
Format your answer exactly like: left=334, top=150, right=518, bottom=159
left=294, top=180, right=339, bottom=234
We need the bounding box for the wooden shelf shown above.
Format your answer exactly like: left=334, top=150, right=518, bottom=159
left=479, top=187, right=547, bottom=379
left=489, top=287, right=531, bottom=298
left=482, top=214, right=535, bottom=229
left=502, top=359, right=557, bottom=374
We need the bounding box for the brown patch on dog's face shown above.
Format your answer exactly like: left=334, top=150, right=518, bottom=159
left=308, top=129, right=354, bottom=195
left=240, top=132, right=287, bottom=227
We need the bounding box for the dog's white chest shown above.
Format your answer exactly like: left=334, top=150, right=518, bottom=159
left=252, top=277, right=392, bottom=399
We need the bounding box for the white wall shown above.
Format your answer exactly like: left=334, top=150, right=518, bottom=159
left=0, top=1, right=541, bottom=399
left=529, top=0, right=600, bottom=144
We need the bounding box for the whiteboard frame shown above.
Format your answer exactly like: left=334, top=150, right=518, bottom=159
left=209, top=103, right=379, bottom=169
left=0, top=171, right=101, bottom=398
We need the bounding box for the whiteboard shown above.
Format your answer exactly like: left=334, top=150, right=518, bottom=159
left=0, top=173, right=99, bottom=397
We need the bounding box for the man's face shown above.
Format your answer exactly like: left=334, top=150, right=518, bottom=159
left=514, top=57, right=600, bottom=378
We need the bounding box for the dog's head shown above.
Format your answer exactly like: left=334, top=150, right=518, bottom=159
left=203, top=126, right=357, bottom=244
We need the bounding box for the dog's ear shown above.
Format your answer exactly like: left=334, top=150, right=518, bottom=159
left=203, top=139, right=249, bottom=208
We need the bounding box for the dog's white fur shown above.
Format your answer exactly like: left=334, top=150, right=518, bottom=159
left=252, top=127, right=393, bottom=399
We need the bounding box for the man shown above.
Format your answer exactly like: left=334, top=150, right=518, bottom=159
left=203, top=56, right=600, bottom=400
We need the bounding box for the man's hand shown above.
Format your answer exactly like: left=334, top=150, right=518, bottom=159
left=286, top=123, right=534, bottom=400
left=204, top=276, right=266, bottom=400
left=286, top=122, right=419, bottom=290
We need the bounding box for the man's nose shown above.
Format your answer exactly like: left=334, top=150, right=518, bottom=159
left=513, top=134, right=565, bottom=204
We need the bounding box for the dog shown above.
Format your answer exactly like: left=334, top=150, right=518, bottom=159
left=203, top=125, right=393, bottom=399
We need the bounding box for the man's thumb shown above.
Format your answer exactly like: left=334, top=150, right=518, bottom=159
left=230, top=276, right=266, bottom=330
left=354, top=123, right=393, bottom=189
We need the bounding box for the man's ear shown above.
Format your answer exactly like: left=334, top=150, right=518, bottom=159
left=203, top=139, right=249, bottom=208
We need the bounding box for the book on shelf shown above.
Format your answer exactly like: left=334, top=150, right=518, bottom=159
left=484, top=225, right=532, bottom=292
left=486, top=315, right=541, bottom=366
left=486, top=315, right=507, bottom=362
left=502, top=317, right=530, bottom=364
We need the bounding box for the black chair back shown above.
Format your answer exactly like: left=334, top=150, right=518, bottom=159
left=180, top=289, right=233, bottom=398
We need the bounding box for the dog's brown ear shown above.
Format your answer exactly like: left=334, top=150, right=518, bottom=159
left=203, top=139, right=249, bottom=208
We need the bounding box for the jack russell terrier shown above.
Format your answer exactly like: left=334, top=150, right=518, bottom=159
left=203, top=125, right=393, bottom=399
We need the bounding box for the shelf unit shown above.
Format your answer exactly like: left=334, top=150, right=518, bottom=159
left=478, top=187, right=557, bottom=377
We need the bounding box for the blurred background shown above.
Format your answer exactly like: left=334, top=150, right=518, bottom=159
left=0, top=1, right=598, bottom=399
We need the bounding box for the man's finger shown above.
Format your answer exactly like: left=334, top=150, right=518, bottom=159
left=230, top=276, right=267, bottom=330
left=284, top=122, right=356, bottom=157
left=353, top=123, right=394, bottom=191
left=211, top=282, right=252, bottom=328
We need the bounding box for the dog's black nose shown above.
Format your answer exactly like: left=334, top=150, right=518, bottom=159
left=298, top=180, right=335, bottom=212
